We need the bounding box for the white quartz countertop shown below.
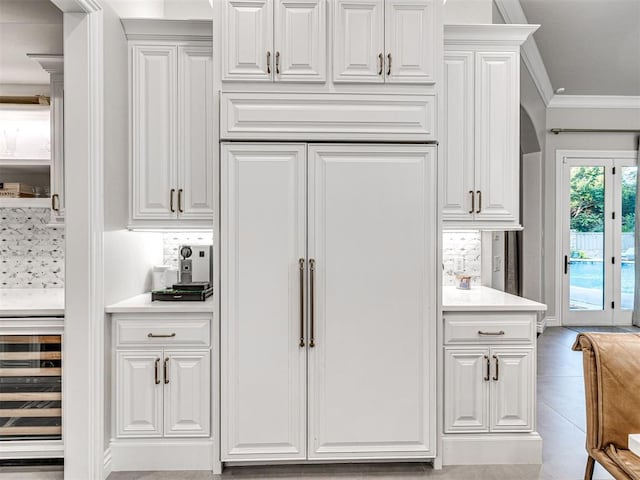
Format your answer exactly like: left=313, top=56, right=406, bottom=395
left=0, top=288, right=65, bottom=316
left=106, top=293, right=214, bottom=314
left=443, top=286, right=547, bottom=312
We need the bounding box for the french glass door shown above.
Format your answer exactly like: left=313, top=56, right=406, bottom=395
left=562, top=155, right=636, bottom=325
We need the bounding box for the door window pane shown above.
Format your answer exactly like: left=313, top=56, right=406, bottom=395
left=569, top=166, right=605, bottom=311
left=621, top=166, right=636, bottom=310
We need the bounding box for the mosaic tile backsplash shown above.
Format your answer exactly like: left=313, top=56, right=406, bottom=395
left=163, top=232, right=214, bottom=269
left=0, top=208, right=64, bottom=288
left=442, top=231, right=482, bottom=286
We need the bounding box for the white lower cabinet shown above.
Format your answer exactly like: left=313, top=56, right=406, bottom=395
left=443, top=311, right=535, bottom=434
left=222, top=142, right=436, bottom=462
left=444, top=347, right=533, bottom=433
left=113, top=315, right=211, bottom=440
left=117, top=350, right=164, bottom=437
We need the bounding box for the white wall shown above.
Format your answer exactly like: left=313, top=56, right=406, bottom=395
left=543, top=107, right=640, bottom=321
left=444, top=0, right=492, bottom=24
left=105, top=0, right=212, bottom=19
left=100, top=0, right=163, bottom=455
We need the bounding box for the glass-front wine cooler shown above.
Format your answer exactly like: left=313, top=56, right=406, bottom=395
left=0, top=334, right=62, bottom=442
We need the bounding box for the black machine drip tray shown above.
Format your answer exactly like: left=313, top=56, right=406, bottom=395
left=152, top=286, right=213, bottom=302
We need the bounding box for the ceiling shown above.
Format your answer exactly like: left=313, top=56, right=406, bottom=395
left=519, top=0, right=640, bottom=96
left=0, top=0, right=63, bottom=86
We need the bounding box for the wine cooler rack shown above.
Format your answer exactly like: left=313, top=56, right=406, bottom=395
left=0, top=335, right=62, bottom=441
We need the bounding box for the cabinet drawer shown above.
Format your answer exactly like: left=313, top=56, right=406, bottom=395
left=115, top=315, right=211, bottom=347
left=444, top=313, right=535, bottom=345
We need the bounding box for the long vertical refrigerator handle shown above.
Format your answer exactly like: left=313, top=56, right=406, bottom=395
left=309, top=258, right=316, bottom=348
left=299, top=258, right=305, bottom=347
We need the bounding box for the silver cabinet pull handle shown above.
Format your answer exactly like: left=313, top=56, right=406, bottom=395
left=378, top=53, right=383, bottom=76
left=476, top=190, right=482, bottom=213
left=266, top=51, right=271, bottom=74
left=309, top=258, right=316, bottom=348
left=170, top=189, right=176, bottom=213
left=299, top=258, right=305, bottom=347
left=154, top=358, right=160, bottom=385
left=478, top=330, right=505, bottom=336
left=469, top=190, right=475, bottom=214
left=484, top=355, right=490, bottom=382
left=178, top=189, right=184, bottom=213
left=387, top=53, right=392, bottom=75
left=275, top=51, right=280, bottom=74
left=492, top=355, right=499, bottom=381
left=164, top=357, right=170, bottom=384
left=148, top=333, right=176, bottom=338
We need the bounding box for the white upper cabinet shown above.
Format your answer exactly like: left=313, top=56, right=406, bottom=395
left=178, top=45, right=214, bottom=219
left=223, top=0, right=274, bottom=81
left=333, top=0, right=435, bottom=84
left=127, top=27, right=213, bottom=228
left=474, top=52, right=518, bottom=223
left=275, top=0, right=327, bottom=82
left=442, top=51, right=474, bottom=222
left=131, top=45, right=177, bottom=221
left=223, top=0, right=326, bottom=82
left=384, top=0, right=435, bottom=83
left=442, top=25, right=536, bottom=229
left=333, top=0, right=385, bottom=83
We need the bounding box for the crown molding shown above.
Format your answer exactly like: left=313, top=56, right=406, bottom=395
left=548, top=95, right=640, bottom=109
left=27, top=54, right=64, bottom=75
left=121, top=19, right=212, bottom=42
left=493, top=0, right=554, bottom=106
left=444, top=24, right=538, bottom=45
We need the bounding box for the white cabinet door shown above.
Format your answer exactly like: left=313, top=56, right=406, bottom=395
left=385, top=0, right=435, bottom=83
left=442, top=51, right=475, bottom=222
left=275, top=0, right=326, bottom=82
left=131, top=45, right=177, bottom=220
left=444, top=349, right=489, bottom=433
left=221, top=143, right=307, bottom=461
left=223, top=0, right=274, bottom=81
left=164, top=350, right=210, bottom=437
left=474, top=52, right=519, bottom=223
left=490, top=348, right=533, bottom=432
left=50, top=74, right=64, bottom=222
left=333, top=0, right=384, bottom=83
left=177, top=46, right=214, bottom=220
left=307, top=144, right=436, bottom=459
left=116, top=351, right=163, bottom=437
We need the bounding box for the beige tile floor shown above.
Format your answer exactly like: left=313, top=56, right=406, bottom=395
left=2, top=327, right=636, bottom=480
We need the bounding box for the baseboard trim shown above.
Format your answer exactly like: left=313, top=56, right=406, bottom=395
left=110, top=439, right=214, bottom=471
left=0, top=440, right=63, bottom=459
left=103, top=447, right=112, bottom=479
left=545, top=316, right=560, bottom=328
left=442, top=433, right=542, bottom=465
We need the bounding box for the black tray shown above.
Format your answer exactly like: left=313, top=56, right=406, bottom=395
left=152, top=288, right=213, bottom=302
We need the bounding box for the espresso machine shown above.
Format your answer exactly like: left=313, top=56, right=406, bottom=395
left=152, top=244, right=213, bottom=301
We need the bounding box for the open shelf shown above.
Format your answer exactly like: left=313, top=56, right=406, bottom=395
left=0, top=197, right=51, bottom=208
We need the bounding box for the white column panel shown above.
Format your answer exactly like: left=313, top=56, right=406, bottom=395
left=307, top=144, right=436, bottom=459
left=221, top=143, right=307, bottom=461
